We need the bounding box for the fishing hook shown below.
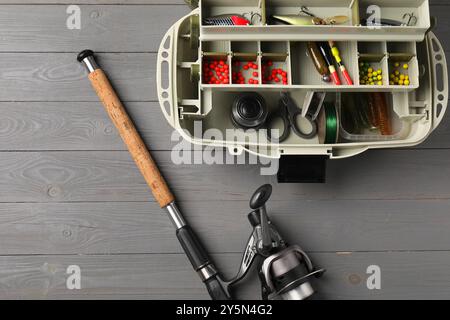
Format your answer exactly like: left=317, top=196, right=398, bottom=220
left=403, top=12, right=418, bottom=26
left=299, top=6, right=316, bottom=17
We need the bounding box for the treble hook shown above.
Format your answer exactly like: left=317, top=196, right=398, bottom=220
left=299, top=6, right=316, bottom=17
left=403, top=12, right=418, bottom=26
left=243, top=11, right=262, bottom=25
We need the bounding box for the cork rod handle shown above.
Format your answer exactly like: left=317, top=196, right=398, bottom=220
left=88, top=69, right=174, bottom=208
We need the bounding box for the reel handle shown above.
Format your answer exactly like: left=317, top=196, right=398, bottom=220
left=250, top=184, right=272, bottom=210
left=249, top=184, right=273, bottom=253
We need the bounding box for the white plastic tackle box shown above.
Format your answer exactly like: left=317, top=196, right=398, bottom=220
left=157, top=0, right=448, bottom=181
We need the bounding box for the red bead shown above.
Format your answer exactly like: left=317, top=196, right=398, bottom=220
left=267, top=60, right=273, bottom=66
left=253, top=72, right=259, bottom=77
left=243, top=65, right=249, bottom=70
left=274, top=77, right=280, bottom=83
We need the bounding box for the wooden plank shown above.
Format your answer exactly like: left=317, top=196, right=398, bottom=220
left=0, top=150, right=449, bottom=203
left=1, top=200, right=450, bottom=255
left=1, top=101, right=450, bottom=151
left=0, top=53, right=156, bottom=102
left=0, top=5, right=446, bottom=53
left=0, top=251, right=448, bottom=299
left=0, top=102, right=174, bottom=151
left=0, top=5, right=190, bottom=52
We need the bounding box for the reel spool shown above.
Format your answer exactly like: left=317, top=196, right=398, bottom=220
left=261, top=246, right=325, bottom=300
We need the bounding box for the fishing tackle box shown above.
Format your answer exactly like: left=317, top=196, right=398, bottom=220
left=157, top=0, right=448, bottom=182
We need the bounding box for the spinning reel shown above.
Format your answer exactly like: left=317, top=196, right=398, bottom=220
left=223, top=184, right=326, bottom=300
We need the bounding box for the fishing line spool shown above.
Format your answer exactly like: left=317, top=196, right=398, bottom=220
left=318, top=102, right=339, bottom=144
left=231, top=93, right=268, bottom=130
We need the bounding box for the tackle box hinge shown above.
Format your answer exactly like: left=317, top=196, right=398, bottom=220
left=277, top=155, right=328, bottom=184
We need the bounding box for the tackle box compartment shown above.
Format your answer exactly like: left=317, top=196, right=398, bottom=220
left=198, top=0, right=431, bottom=42
left=157, top=1, right=448, bottom=181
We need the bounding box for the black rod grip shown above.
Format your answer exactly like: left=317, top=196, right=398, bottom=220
left=205, top=276, right=231, bottom=300
left=176, top=225, right=210, bottom=270
left=176, top=226, right=231, bottom=300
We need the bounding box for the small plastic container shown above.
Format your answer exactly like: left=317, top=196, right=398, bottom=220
left=338, top=92, right=411, bottom=142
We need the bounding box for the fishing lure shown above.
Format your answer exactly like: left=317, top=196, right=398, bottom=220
left=318, top=42, right=341, bottom=85
left=271, top=5, right=349, bottom=26
left=203, top=14, right=251, bottom=26
left=372, top=92, right=392, bottom=135
left=361, top=12, right=418, bottom=27
left=328, top=41, right=353, bottom=85
left=271, top=15, right=349, bottom=26
left=306, top=42, right=331, bottom=83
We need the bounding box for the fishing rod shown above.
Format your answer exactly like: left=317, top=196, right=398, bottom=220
left=78, top=50, right=325, bottom=300
left=78, top=49, right=230, bottom=300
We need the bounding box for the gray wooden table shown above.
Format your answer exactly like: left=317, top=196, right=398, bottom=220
left=0, top=0, right=449, bottom=300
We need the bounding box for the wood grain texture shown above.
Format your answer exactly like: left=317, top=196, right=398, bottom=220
left=0, top=102, right=174, bottom=151
left=1, top=200, right=450, bottom=255
left=0, top=53, right=156, bottom=102
left=0, top=5, right=190, bottom=52
left=0, top=150, right=448, bottom=203
left=88, top=69, right=174, bottom=207
left=0, top=251, right=449, bottom=300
